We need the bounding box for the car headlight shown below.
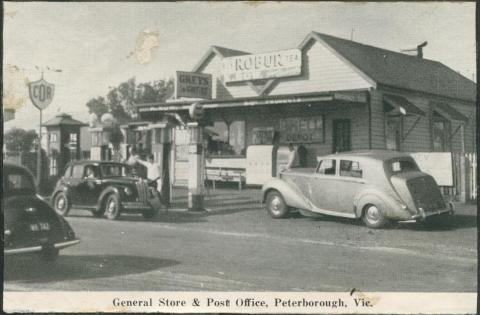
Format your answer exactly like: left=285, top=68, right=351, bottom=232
left=124, top=187, right=133, bottom=196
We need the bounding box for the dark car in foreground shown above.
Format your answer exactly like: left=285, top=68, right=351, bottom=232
left=262, top=150, right=454, bottom=228
left=4, top=162, right=80, bottom=260
left=51, top=160, right=158, bottom=220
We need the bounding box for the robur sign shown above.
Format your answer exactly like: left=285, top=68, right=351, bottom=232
left=28, top=78, right=55, bottom=110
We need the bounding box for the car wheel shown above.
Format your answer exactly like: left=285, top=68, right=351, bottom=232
left=104, top=194, right=121, bottom=220
left=142, top=208, right=158, bottom=220
left=265, top=191, right=290, bottom=219
left=38, top=247, right=59, bottom=261
left=53, top=192, right=70, bottom=217
left=362, top=204, right=389, bottom=228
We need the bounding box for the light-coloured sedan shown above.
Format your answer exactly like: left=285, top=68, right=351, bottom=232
left=262, top=150, right=454, bottom=228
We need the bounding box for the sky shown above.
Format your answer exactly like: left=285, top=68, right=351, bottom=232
left=3, top=2, right=476, bottom=132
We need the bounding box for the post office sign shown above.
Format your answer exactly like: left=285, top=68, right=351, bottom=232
left=222, top=49, right=302, bottom=83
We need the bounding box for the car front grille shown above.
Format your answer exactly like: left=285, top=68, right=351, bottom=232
left=136, top=180, right=149, bottom=204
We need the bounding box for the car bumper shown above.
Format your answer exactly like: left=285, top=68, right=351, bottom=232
left=409, top=203, right=455, bottom=221
left=5, top=239, right=81, bottom=255
left=121, top=201, right=152, bottom=211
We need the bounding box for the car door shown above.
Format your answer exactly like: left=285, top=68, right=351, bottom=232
left=68, top=164, right=85, bottom=205
left=308, top=158, right=339, bottom=211
left=76, top=164, right=103, bottom=207
left=336, top=159, right=365, bottom=215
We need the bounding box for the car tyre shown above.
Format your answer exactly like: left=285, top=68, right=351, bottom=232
left=362, top=204, right=389, bottom=228
left=265, top=190, right=290, bottom=218
left=38, top=247, right=59, bottom=261
left=53, top=192, right=71, bottom=217
left=104, top=194, right=121, bottom=220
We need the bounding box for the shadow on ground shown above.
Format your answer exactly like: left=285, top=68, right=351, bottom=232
left=4, top=254, right=179, bottom=283
left=289, top=211, right=477, bottom=231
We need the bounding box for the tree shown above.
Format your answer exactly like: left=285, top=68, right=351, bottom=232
left=108, top=126, right=124, bottom=162
left=4, top=128, right=38, bottom=153
left=85, top=77, right=174, bottom=123
left=86, top=97, right=108, bottom=118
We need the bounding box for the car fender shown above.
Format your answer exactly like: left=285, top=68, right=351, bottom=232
left=354, top=189, right=408, bottom=220
left=262, top=178, right=310, bottom=210
left=96, top=186, right=122, bottom=211
left=51, top=185, right=72, bottom=205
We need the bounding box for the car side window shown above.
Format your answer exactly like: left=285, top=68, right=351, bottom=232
left=71, top=165, right=84, bottom=179
left=340, top=160, right=363, bottom=178
left=63, top=165, right=72, bottom=178
left=316, top=159, right=336, bottom=175
left=84, top=165, right=99, bottom=178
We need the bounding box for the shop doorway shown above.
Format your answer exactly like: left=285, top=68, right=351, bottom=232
left=333, top=119, right=351, bottom=153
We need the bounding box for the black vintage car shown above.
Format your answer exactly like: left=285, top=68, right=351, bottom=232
left=51, top=160, right=158, bottom=220
left=3, top=162, right=80, bottom=261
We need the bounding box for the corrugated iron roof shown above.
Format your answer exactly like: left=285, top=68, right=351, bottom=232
left=313, top=32, right=476, bottom=102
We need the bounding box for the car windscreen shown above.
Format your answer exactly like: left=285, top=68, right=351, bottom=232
left=4, top=169, right=36, bottom=195
left=388, top=159, right=420, bottom=174
left=100, top=164, right=133, bottom=177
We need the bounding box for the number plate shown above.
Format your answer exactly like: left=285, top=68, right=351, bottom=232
left=30, top=222, right=50, bottom=232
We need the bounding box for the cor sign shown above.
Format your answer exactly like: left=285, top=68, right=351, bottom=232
left=222, top=49, right=302, bottom=83
left=28, top=78, right=55, bottom=110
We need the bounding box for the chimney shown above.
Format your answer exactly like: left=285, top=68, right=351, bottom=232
left=416, top=41, right=428, bottom=58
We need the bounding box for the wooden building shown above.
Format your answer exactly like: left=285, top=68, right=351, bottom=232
left=131, top=32, right=476, bottom=198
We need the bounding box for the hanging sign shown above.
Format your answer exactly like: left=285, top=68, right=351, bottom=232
left=175, top=71, right=212, bottom=100
left=28, top=78, right=55, bottom=110
left=222, top=49, right=302, bottom=83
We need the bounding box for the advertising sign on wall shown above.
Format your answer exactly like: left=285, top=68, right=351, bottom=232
left=175, top=71, right=212, bottom=100
left=222, top=49, right=302, bottom=83
left=252, top=127, right=275, bottom=145
left=279, top=116, right=324, bottom=143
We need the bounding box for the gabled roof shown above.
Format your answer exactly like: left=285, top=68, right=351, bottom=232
left=310, top=32, right=476, bottom=102
left=192, top=32, right=476, bottom=102
left=193, top=45, right=249, bottom=72
left=43, top=113, right=87, bottom=127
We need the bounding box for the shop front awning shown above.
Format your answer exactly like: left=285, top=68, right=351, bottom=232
left=383, top=94, right=425, bottom=116
left=430, top=101, right=469, bottom=122
left=135, top=90, right=368, bottom=113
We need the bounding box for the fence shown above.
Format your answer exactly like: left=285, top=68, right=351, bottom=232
left=451, top=152, right=477, bottom=202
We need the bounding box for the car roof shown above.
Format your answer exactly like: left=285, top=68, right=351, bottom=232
left=318, top=150, right=413, bottom=162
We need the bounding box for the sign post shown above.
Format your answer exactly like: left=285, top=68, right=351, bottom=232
left=28, top=73, right=55, bottom=186
left=187, top=103, right=205, bottom=211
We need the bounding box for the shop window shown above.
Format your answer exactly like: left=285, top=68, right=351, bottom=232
left=49, top=158, right=58, bottom=176
left=207, top=120, right=245, bottom=157
left=432, top=112, right=451, bottom=152
left=279, top=116, right=324, bottom=144
left=69, top=133, right=77, bottom=143
left=49, top=133, right=58, bottom=143
left=386, top=116, right=402, bottom=151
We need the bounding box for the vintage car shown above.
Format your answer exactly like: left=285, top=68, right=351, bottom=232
left=4, top=162, right=80, bottom=260
left=51, top=160, right=158, bottom=220
left=262, top=150, right=454, bottom=228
